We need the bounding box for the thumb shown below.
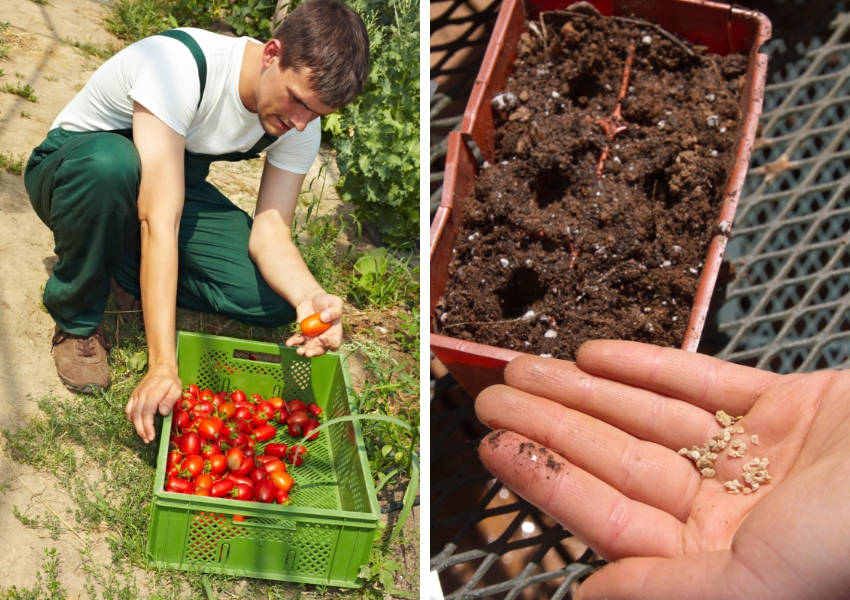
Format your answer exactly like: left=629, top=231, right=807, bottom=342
left=159, top=403, right=173, bottom=416
left=575, top=553, right=742, bottom=600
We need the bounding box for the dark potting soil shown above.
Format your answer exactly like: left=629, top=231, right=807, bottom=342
left=434, top=6, right=748, bottom=360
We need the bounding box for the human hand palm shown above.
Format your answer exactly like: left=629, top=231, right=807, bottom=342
left=475, top=340, right=850, bottom=600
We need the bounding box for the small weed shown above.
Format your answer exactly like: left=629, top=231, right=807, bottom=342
left=348, top=248, right=419, bottom=309
left=20, top=111, right=30, bottom=118
left=0, top=151, right=26, bottom=174
left=0, top=548, right=66, bottom=600
left=1, top=82, right=37, bottom=102
left=64, top=38, right=118, bottom=60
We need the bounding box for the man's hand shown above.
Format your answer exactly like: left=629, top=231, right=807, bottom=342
left=125, top=364, right=182, bottom=444
left=475, top=340, right=850, bottom=600
left=285, top=293, right=343, bottom=357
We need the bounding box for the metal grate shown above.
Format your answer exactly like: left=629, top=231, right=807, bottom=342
left=431, top=2, right=850, bottom=598
left=709, top=4, right=850, bottom=372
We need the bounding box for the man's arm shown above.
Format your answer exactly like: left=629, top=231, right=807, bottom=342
left=123, top=102, right=185, bottom=443
left=250, top=160, right=343, bottom=356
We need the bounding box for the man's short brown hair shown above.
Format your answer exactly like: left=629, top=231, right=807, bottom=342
left=275, top=0, right=370, bottom=108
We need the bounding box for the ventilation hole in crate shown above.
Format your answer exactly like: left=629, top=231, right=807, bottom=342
left=788, top=247, right=835, bottom=277
left=717, top=292, right=757, bottom=323
left=767, top=108, right=814, bottom=137
left=725, top=230, right=767, bottom=260
left=787, top=309, right=833, bottom=341
left=814, top=210, right=850, bottom=241
left=793, top=80, right=836, bottom=107
left=816, top=51, right=849, bottom=75
left=793, top=132, right=834, bottom=160
left=789, top=189, right=832, bottom=217
left=815, top=156, right=850, bottom=184
left=733, top=320, right=785, bottom=353
left=764, top=283, right=810, bottom=314
left=742, top=174, right=764, bottom=196
left=771, top=167, right=809, bottom=193
left=746, top=255, right=787, bottom=285
left=812, top=276, right=850, bottom=304
left=836, top=186, right=850, bottom=209
left=767, top=346, right=809, bottom=374
left=187, top=512, right=234, bottom=563
left=814, top=337, right=850, bottom=369
left=819, top=101, right=850, bottom=127
left=533, top=167, right=567, bottom=209
left=765, top=222, right=812, bottom=252
left=741, top=196, right=789, bottom=227
left=497, top=267, right=544, bottom=318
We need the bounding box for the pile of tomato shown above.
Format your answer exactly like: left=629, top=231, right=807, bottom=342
left=164, top=383, right=324, bottom=506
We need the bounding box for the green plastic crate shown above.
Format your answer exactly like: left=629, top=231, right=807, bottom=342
left=146, top=331, right=380, bottom=587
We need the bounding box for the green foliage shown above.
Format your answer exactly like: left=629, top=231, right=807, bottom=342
left=1, top=82, right=37, bottom=101
left=107, top=0, right=275, bottom=42
left=348, top=248, right=418, bottom=309
left=0, top=150, right=26, bottom=175
left=0, top=549, right=65, bottom=600
left=323, top=0, right=420, bottom=247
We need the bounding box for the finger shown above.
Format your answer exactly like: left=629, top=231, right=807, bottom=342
left=476, top=385, right=700, bottom=520
left=503, top=355, right=718, bottom=450
left=574, top=553, right=747, bottom=600
left=576, top=340, right=780, bottom=415
left=286, top=333, right=305, bottom=347
left=479, top=429, right=684, bottom=560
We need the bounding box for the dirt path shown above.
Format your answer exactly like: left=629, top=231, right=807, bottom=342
left=0, top=1, right=377, bottom=595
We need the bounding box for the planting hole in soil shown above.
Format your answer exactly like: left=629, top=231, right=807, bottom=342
left=434, top=5, right=749, bottom=360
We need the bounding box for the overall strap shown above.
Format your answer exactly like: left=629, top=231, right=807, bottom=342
left=156, top=30, right=207, bottom=109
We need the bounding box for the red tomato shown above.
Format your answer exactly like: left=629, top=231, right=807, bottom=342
left=250, top=393, right=264, bottom=404
left=218, top=401, right=236, bottom=420
left=181, top=455, right=205, bottom=479
left=208, top=453, right=227, bottom=475
left=252, top=424, right=277, bottom=442
left=275, top=489, right=291, bottom=505
left=278, top=408, right=291, bottom=425
left=307, top=403, right=323, bottom=417
left=269, top=470, right=294, bottom=493
left=199, top=389, right=215, bottom=402
left=197, top=417, right=221, bottom=441
left=287, top=423, right=302, bottom=438
left=166, top=476, right=193, bottom=494
left=226, top=473, right=254, bottom=488
left=255, top=479, right=277, bottom=503
left=232, top=454, right=254, bottom=477
left=287, top=445, right=307, bottom=466
left=232, top=482, right=254, bottom=501
left=264, top=459, right=287, bottom=475
left=287, top=410, right=310, bottom=427
left=264, top=443, right=288, bottom=458
left=166, top=450, right=183, bottom=477
left=254, top=401, right=275, bottom=423
left=287, top=399, right=307, bottom=414
left=303, top=419, right=320, bottom=441
left=180, top=431, right=201, bottom=455
left=250, top=466, right=268, bottom=484
left=186, top=383, right=200, bottom=398
left=267, top=396, right=284, bottom=410
left=230, top=389, right=246, bottom=403
left=226, top=447, right=245, bottom=472
left=233, top=406, right=253, bottom=423
left=300, top=313, right=330, bottom=337
left=194, top=473, right=214, bottom=493
left=210, top=479, right=234, bottom=498
left=201, top=441, right=221, bottom=459
left=192, top=401, right=213, bottom=417
left=173, top=408, right=190, bottom=430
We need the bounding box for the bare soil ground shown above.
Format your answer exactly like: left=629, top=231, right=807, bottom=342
left=0, top=1, right=418, bottom=595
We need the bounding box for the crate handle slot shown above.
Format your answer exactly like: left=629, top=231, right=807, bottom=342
left=232, top=349, right=281, bottom=364
left=283, top=548, right=297, bottom=571
left=219, top=542, right=230, bottom=563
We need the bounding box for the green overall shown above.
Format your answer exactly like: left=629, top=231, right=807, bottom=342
left=24, top=30, right=295, bottom=336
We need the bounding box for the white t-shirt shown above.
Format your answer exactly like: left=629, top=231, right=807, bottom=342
left=51, top=28, right=319, bottom=174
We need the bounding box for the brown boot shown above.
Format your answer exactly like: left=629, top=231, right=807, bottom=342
left=51, top=326, right=111, bottom=393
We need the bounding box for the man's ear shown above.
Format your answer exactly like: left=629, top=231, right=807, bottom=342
left=262, top=39, right=282, bottom=67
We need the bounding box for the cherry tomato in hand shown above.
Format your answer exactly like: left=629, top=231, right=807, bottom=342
left=300, top=313, right=330, bottom=337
